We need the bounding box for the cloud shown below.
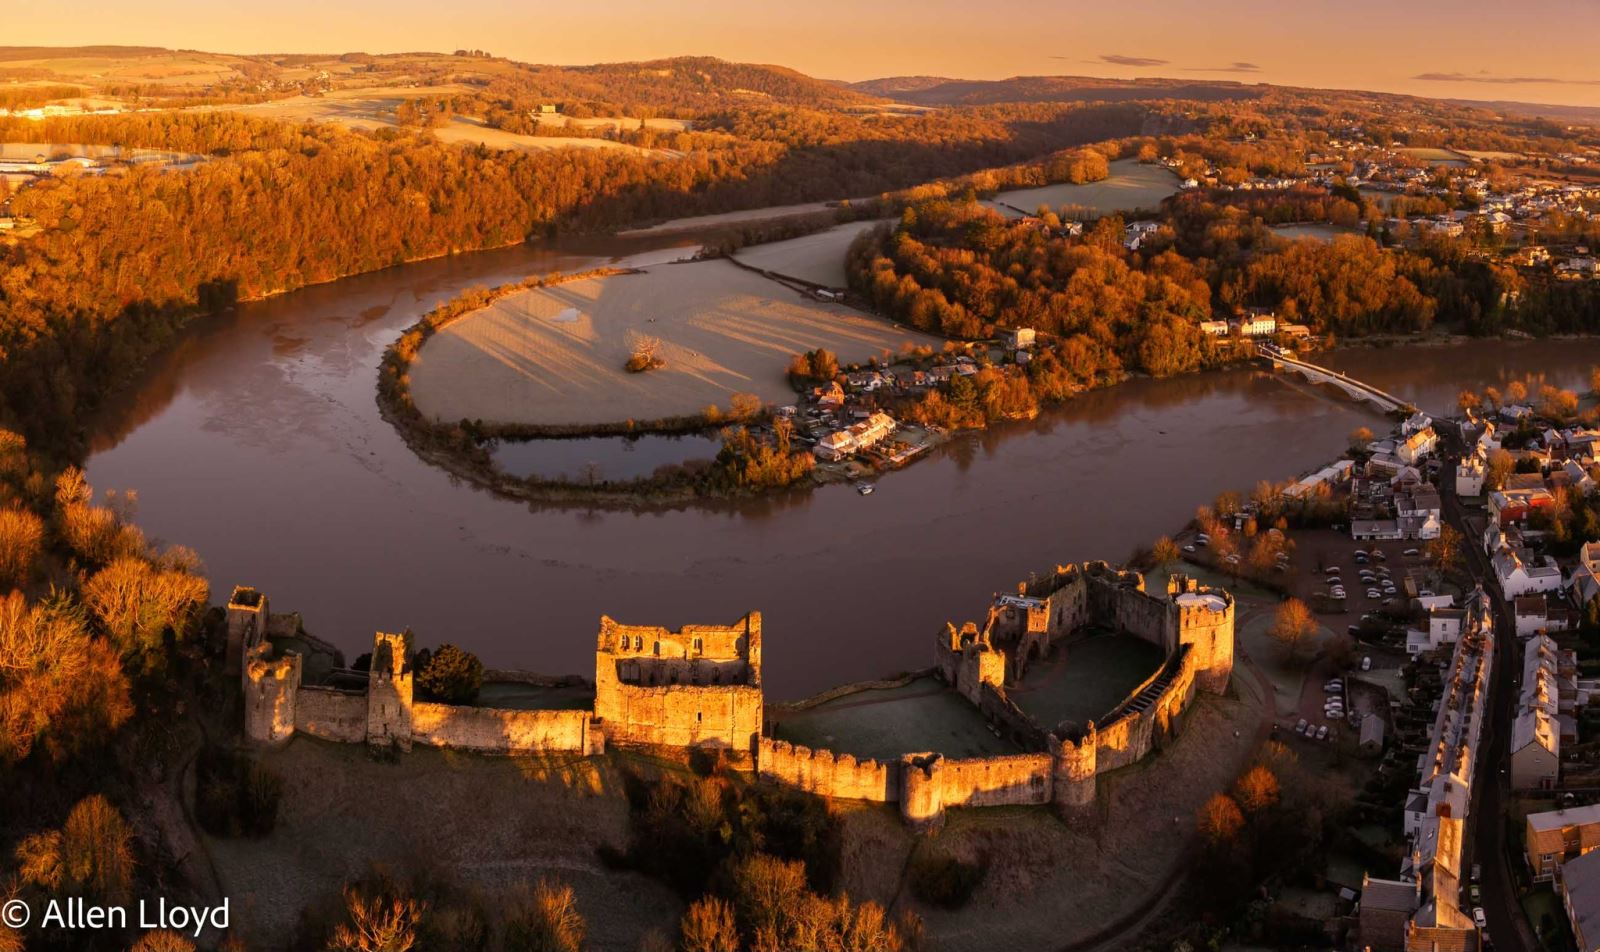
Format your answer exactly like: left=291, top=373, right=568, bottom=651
left=1095, top=54, right=1170, bottom=68
left=1413, top=71, right=1600, bottom=86
left=1184, top=61, right=1261, bottom=74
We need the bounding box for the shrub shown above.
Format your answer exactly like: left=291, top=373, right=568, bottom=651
left=326, top=876, right=426, bottom=952
left=195, top=747, right=283, bottom=837
left=502, top=878, right=584, bottom=952
left=416, top=644, right=483, bottom=704
left=907, top=846, right=987, bottom=909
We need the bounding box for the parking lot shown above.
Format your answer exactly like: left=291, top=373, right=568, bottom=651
left=1277, top=529, right=1433, bottom=747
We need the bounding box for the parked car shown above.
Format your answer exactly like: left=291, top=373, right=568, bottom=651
left=1362, top=656, right=1373, bottom=671
left=1325, top=679, right=1343, bottom=690
left=1470, top=885, right=1481, bottom=904
left=1295, top=718, right=1308, bottom=735
left=1183, top=544, right=1196, bottom=552
left=1473, top=907, right=1486, bottom=928
left=1374, top=551, right=1388, bottom=562
left=1471, top=864, right=1481, bottom=883
left=1316, top=725, right=1330, bottom=740
left=1404, top=548, right=1420, bottom=557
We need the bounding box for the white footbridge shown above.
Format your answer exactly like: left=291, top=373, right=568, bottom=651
left=1258, top=343, right=1416, bottom=415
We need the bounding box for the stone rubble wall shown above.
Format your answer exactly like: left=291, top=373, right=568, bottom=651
left=410, top=701, right=592, bottom=754
left=292, top=685, right=367, bottom=743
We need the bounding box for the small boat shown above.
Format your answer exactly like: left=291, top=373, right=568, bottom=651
left=855, top=483, right=875, bottom=496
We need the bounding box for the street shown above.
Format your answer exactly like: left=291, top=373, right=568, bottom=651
left=1440, top=442, right=1542, bottom=952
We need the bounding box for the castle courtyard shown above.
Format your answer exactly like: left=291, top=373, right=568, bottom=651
left=770, top=675, right=1022, bottom=761
left=1007, top=632, right=1166, bottom=732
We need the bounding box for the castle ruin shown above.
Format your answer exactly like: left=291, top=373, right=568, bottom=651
left=234, top=561, right=1233, bottom=829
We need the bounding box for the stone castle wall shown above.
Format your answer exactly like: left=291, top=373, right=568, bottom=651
left=410, top=702, right=593, bottom=754
left=293, top=686, right=367, bottom=743
left=757, top=738, right=898, bottom=801
left=594, top=683, right=762, bottom=757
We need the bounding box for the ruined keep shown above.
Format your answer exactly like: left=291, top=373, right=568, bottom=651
left=235, top=561, right=1233, bottom=829
left=593, top=613, right=763, bottom=759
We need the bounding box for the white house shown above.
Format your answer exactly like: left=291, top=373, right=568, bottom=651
left=1396, top=427, right=1439, bottom=466
left=1407, top=606, right=1465, bottom=657
left=1493, top=544, right=1564, bottom=598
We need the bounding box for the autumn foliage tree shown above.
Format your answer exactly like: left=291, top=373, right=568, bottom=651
left=1234, top=765, right=1281, bottom=814
left=1196, top=793, right=1244, bottom=844
left=1270, top=598, right=1318, bottom=665
left=0, top=507, right=43, bottom=590
left=14, top=794, right=137, bottom=903
left=0, top=591, right=132, bottom=764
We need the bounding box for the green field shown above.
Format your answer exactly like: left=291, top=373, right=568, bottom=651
left=985, top=159, right=1180, bottom=218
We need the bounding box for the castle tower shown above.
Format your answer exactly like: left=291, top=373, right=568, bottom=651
left=226, top=586, right=268, bottom=678
left=366, top=630, right=414, bottom=751
left=243, top=642, right=300, bottom=745
left=1050, top=726, right=1097, bottom=821
left=1167, top=575, right=1235, bottom=694
left=900, top=753, right=945, bottom=831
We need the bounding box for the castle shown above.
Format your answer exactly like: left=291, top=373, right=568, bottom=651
left=235, top=561, right=1233, bottom=828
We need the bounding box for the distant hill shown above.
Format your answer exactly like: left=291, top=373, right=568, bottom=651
left=850, top=74, right=1265, bottom=106
left=0, top=45, right=174, bottom=62
left=1445, top=98, right=1600, bottom=127
left=544, top=56, right=887, bottom=110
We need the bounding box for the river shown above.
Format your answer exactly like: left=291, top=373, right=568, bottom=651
left=85, top=241, right=1599, bottom=699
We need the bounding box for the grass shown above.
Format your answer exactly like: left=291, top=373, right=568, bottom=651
left=1008, top=634, right=1165, bottom=732
left=474, top=681, right=595, bottom=711
left=772, top=676, right=1019, bottom=760
left=984, top=159, right=1179, bottom=219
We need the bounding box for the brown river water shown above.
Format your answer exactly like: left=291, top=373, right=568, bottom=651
left=85, top=238, right=1600, bottom=698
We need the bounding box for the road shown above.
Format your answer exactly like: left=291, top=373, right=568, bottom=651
left=1440, top=440, right=1541, bottom=952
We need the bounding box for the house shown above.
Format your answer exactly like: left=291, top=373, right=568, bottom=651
left=813, top=411, right=896, bottom=462
left=1352, top=519, right=1403, bottom=541
left=1401, top=412, right=1433, bottom=437
left=1489, top=485, right=1556, bottom=525
left=1234, top=308, right=1278, bottom=337
left=1511, top=707, right=1559, bottom=790
left=1358, top=874, right=1417, bottom=951
left=1526, top=804, right=1600, bottom=882
left=1360, top=715, right=1386, bottom=755
left=1199, top=320, right=1231, bottom=337
left=1006, top=328, right=1036, bottom=349
left=1491, top=544, right=1564, bottom=598
left=1124, top=220, right=1162, bottom=250
left=1396, top=427, right=1438, bottom=466
left=1560, top=849, right=1600, bottom=951
left=1456, top=451, right=1486, bottom=497
left=1516, top=595, right=1574, bottom=637
left=1396, top=488, right=1442, bottom=540
left=1281, top=323, right=1313, bottom=339
left=1407, top=607, right=1464, bottom=657
left=811, top=381, right=845, bottom=410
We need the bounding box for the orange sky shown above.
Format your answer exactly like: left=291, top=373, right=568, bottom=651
left=14, top=0, right=1600, bottom=107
